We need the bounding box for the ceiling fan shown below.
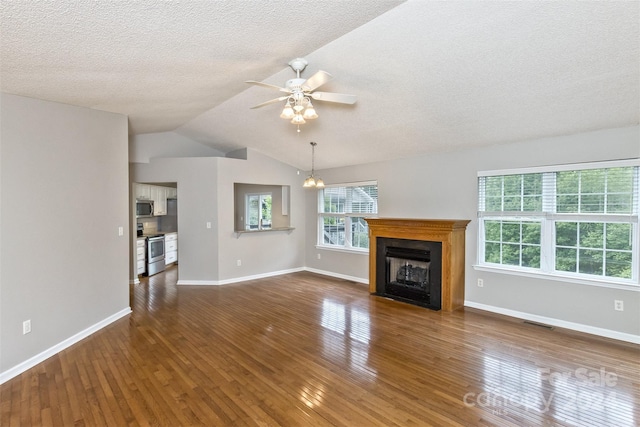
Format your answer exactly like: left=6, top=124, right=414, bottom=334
left=246, top=58, right=356, bottom=128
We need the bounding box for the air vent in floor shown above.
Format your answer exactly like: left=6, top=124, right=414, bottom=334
left=523, top=320, right=554, bottom=330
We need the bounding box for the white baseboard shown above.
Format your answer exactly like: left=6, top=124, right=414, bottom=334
left=304, top=267, right=368, bottom=285
left=464, top=301, right=640, bottom=345
left=129, top=278, right=140, bottom=285
left=177, top=267, right=305, bottom=286
left=0, top=307, right=132, bottom=385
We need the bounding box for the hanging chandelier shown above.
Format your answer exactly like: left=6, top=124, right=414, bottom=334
left=303, top=142, right=324, bottom=188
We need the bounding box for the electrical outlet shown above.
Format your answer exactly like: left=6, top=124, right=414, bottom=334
left=23, top=319, right=31, bottom=335
left=477, top=279, right=484, bottom=287
left=206, top=222, right=212, bottom=229
left=614, top=300, right=624, bottom=311
left=118, top=226, right=124, bottom=236
left=237, top=259, right=242, bottom=267
left=317, top=253, right=321, bottom=260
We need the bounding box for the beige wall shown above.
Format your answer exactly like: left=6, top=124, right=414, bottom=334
left=0, top=94, right=130, bottom=376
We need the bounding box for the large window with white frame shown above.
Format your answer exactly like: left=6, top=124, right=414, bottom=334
left=477, top=159, right=639, bottom=287
left=318, top=181, right=378, bottom=251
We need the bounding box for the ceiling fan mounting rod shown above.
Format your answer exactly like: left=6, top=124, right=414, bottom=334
left=288, top=57, right=308, bottom=78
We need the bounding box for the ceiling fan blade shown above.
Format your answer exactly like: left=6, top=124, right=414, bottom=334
left=302, top=70, right=333, bottom=92
left=245, top=80, right=291, bottom=93
left=250, top=96, right=289, bottom=109
left=309, top=91, right=357, bottom=105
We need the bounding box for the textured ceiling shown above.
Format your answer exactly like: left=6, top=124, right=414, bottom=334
left=1, top=1, right=638, bottom=170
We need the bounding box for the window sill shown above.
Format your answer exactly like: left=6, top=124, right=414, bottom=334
left=234, top=227, right=294, bottom=238
left=473, top=264, right=640, bottom=292
left=315, top=245, right=369, bottom=255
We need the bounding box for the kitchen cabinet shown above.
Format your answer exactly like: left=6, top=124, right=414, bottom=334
left=165, top=233, right=178, bottom=265
left=135, top=183, right=151, bottom=200
left=166, top=187, right=177, bottom=199
left=151, top=186, right=167, bottom=216
left=136, top=238, right=146, bottom=275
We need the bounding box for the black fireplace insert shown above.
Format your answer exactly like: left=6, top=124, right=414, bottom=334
left=375, top=237, right=442, bottom=310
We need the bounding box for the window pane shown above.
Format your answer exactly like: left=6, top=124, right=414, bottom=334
left=522, top=245, right=541, bottom=268
left=556, top=247, right=577, bottom=272
left=578, top=249, right=603, bottom=275
left=485, top=242, right=501, bottom=263
left=485, top=221, right=501, bottom=241
left=579, top=222, right=604, bottom=249
left=606, top=251, right=632, bottom=279
left=349, top=186, right=378, bottom=214
left=503, top=196, right=521, bottom=211
left=607, top=193, right=632, bottom=214
left=556, top=194, right=579, bottom=213
left=581, top=169, right=605, bottom=193
left=606, top=223, right=632, bottom=251
left=485, top=196, right=502, bottom=211
left=322, top=216, right=345, bottom=246
left=502, top=222, right=521, bottom=243
left=503, top=175, right=521, bottom=196
left=485, top=176, right=503, bottom=198
left=502, top=244, right=521, bottom=265
left=350, top=217, right=369, bottom=249
left=607, top=167, right=633, bottom=192
left=247, top=195, right=260, bottom=230
left=556, top=222, right=577, bottom=247
left=557, top=171, right=580, bottom=194
left=323, top=187, right=346, bottom=213
left=522, top=223, right=541, bottom=244
left=580, top=194, right=605, bottom=213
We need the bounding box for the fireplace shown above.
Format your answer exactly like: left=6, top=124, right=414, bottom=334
left=365, top=218, right=470, bottom=312
left=376, top=238, right=442, bottom=310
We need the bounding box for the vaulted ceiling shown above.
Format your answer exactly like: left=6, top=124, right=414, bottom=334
left=1, top=1, right=638, bottom=170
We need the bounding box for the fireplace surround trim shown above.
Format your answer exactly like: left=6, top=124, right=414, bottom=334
left=365, top=218, right=470, bottom=312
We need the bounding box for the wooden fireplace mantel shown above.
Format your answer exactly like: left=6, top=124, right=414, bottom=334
left=365, top=218, right=470, bottom=312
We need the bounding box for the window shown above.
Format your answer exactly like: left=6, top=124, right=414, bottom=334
left=318, top=181, right=378, bottom=251
left=246, top=193, right=272, bottom=230
left=478, top=160, right=639, bottom=286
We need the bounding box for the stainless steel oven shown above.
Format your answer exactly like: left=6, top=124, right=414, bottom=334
left=147, top=235, right=165, bottom=276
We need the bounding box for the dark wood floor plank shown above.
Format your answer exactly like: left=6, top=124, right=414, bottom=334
left=2, top=267, right=639, bottom=426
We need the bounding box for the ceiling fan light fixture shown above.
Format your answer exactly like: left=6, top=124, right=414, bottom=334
left=246, top=58, right=356, bottom=131
left=291, top=114, right=306, bottom=125
left=280, top=102, right=294, bottom=119
left=303, top=102, right=318, bottom=119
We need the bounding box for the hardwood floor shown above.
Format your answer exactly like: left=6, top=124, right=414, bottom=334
left=2, top=267, right=639, bottom=426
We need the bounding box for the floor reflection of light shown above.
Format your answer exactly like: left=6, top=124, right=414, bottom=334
left=299, top=380, right=326, bottom=408
left=320, top=299, right=377, bottom=380
left=477, top=354, right=635, bottom=426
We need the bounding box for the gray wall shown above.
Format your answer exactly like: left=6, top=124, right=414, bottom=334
left=305, top=126, right=640, bottom=337
left=130, top=131, right=224, bottom=163
left=0, top=94, right=130, bottom=373
left=131, top=149, right=305, bottom=283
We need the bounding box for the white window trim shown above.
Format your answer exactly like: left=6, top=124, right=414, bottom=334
left=477, top=159, right=640, bottom=288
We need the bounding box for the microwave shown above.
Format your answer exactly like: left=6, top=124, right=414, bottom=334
left=136, top=200, right=154, bottom=217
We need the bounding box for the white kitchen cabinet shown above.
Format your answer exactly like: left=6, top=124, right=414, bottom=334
left=165, top=233, right=177, bottom=265
left=166, top=187, right=177, bottom=199
left=136, top=238, right=146, bottom=275
left=135, top=183, right=151, bottom=200
left=151, top=186, right=167, bottom=216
